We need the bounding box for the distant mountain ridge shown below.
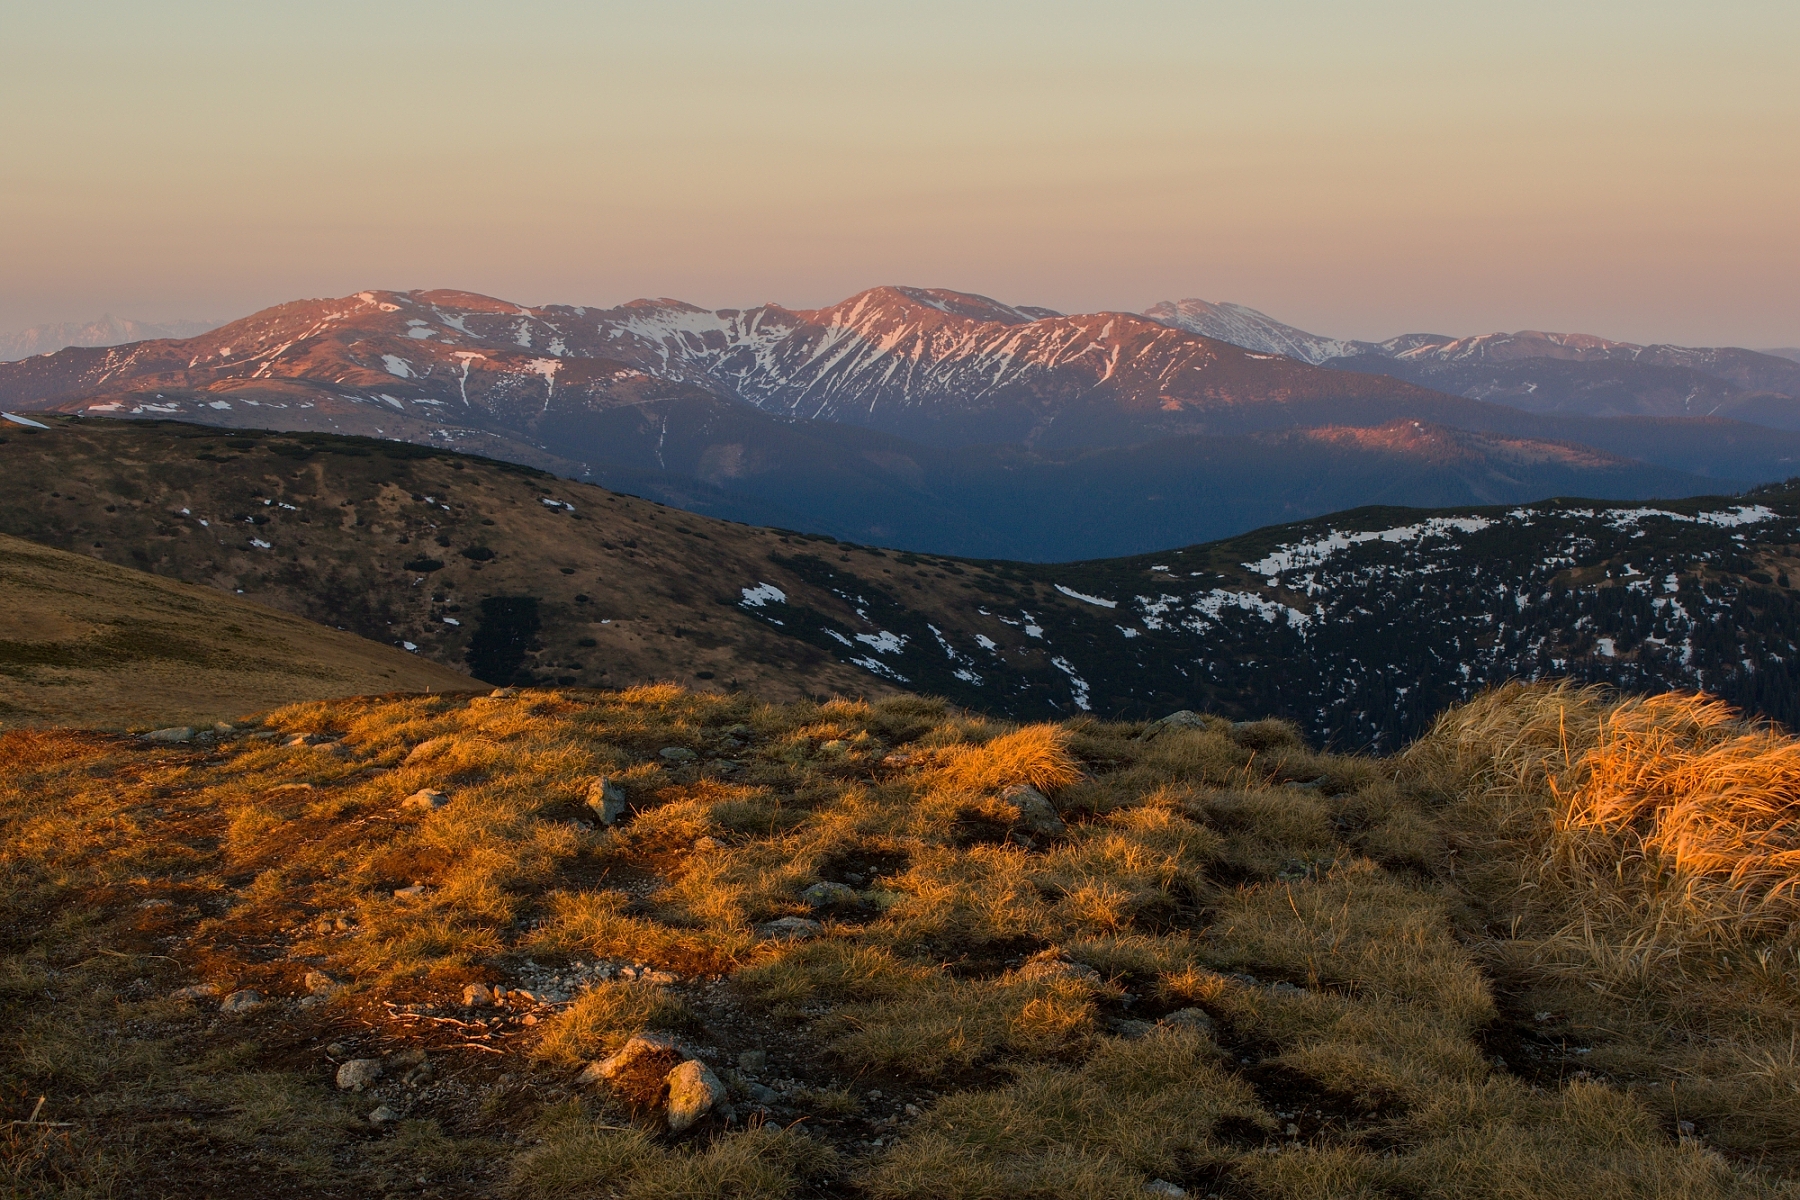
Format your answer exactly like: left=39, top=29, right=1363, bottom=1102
left=0, top=314, right=220, bottom=362
left=0, top=285, right=1794, bottom=559
left=1145, top=298, right=1800, bottom=427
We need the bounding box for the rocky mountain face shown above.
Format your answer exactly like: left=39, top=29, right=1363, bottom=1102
left=0, top=315, right=219, bottom=362
left=2, top=287, right=1796, bottom=559
left=6, top=416, right=1798, bottom=751
left=1148, top=299, right=1800, bottom=427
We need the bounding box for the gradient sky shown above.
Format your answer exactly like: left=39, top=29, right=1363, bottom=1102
left=3, top=1, right=1797, bottom=346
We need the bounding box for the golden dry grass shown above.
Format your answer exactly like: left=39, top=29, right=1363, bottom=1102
left=0, top=681, right=1796, bottom=1197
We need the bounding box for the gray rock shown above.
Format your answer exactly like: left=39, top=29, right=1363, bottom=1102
left=801, top=881, right=859, bottom=909
left=219, top=989, right=263, bottom=1014
left=401, top=789, right=449, bottom=810
left=756, top=917, right=824, bottom=941
left=1002, top=784, right=1064, bottom=836
left=583, top=1032, right=682, bottom=1084
left=737, top=1049, right=767, bottom=1073
left=137, top=898, right=174, bottom=910
left=463, top=983, right=495, bottom=1007
left=368, top=1104, right=399, bottom=1125
left=394, top=883, right=427, bottom=900
left=336, top=1058, right=384, bottom=1091
left=749, top=1082, right=778, bottom=1104
left=1013, top=956, right=1101, bottom=986
left=303, top=970, right=342, bottom=996
left=659, top=747, right=698, bottom=763
left=586, top=776, right=627, bottom=825
left=169, top=983, right=218, bottom=1002
left=1145, top=1181, right=1188, bottom=1198
left=1111, top=1019, right=1156, bottom=1039
left=490, top=687, right=519, bottom=698
left=665, top=1059, right=727, bottom=1132
left=1137, top=711, right=1209, bottom=741
left=143, top=726, right=195, bottom=744
left=1160, top=1008, right=1217, bottom=1036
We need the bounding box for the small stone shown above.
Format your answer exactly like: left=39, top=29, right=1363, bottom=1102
left=1111, top=1019, right=1156, bottom=1039
left=1001, top=783, right=1064, bottom=836
left=1145, top=1181, right=1188, bottom=1198
left=137, top=898, right=174, bottom=910
left=490, top=687, right=519, bottom=698
left=749, top=1083, right=778, bottom=1104
left=756, top=917, right=823, bottom=941
left=586, top=777, right=627, bottom=825
left=737, top=1049, right=767, bottom=1073
left=297, top=994, right=326, bottom=1009
left=169, top=983, right=218, bottom=1002
left=693, top=836, right=723, bottom=851
left=284, top=732, right=321, bottom=747
left=394, top=883, right=427, bottom=900
left=1012, top=955, right=1101, bottom=986
left=304, top=970, right=342, bottom=996
left=665, top=1059, right=727, bottom=1132
left=369, top=1105, right=399, bottom=1125
left=336, top=1058, right=384, bottom=1091
left=586, top=1032, right=682, bottom=1084
left=326, top=1041, right=351, bottom=1058
left=640, top=969, right=677, bottom=985
left=1157, top=710, right=1208, bottom=731
left=401, top=789, right=449, bottom=811
left=463, top=983, right=493, bottom=1007
left=801, top=881, right=859, bottom=909
left=1160, top=1008, right=1217, bottom=1036
left=219, top=989, right=263, bottom=1014
left=659, top=746, right=698, bottom=763
left=143, top=726, right=194, bottom=744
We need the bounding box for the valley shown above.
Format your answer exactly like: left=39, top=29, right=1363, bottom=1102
left=5, top=416, right=1798, bottom=751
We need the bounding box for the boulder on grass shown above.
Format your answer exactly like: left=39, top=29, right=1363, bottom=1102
left=586, top=776, right=627, bottom=825
left=665, top=1059, right=727, bottom=1132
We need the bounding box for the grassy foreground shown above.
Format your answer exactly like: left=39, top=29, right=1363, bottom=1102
left=3, top=683, right=1799, bottom=1198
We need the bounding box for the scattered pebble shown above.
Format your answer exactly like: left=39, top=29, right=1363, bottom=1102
left=336, top=1059, right=383, bottom=1092
left=169, top=983, right=218, bottom=1002
left=368, top=1105, right=399, bottom=1125
left=142, top=727, right=195, bottom=744
left=665, top=1059, right=727, bottom=1131
left=401, top=789, right=449, bottom=811
left=756, top=916, right=824, bottom=941
left=801, top=881, right=859, bottom=909
left=659, top=747, right=699, bottom=763
left=1160, top=1008, right=1216, bottom=1036
left=219, top=989, right=263, bottom=1014
left=1145, top=1180, right=1188, bottom=1198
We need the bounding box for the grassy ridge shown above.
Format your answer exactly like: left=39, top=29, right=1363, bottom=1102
left=2, top=683, right=1797, bottom=1196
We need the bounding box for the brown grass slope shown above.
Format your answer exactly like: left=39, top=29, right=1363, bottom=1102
left=0, top=532, right=473, bottom=730
left=2, top=682, right=1797, bottom=1197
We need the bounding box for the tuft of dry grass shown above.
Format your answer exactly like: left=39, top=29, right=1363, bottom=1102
left=932, top=723, right=1084, bottom=794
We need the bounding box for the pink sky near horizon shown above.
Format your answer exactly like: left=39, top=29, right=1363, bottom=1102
left=2, top=1, right=1796, bottom=347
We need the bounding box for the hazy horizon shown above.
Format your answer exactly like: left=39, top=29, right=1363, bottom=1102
left=4, top=1, right=1796, bottom=346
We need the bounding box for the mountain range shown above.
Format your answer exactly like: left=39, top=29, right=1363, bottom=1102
left=0, top=314, right=219, bottom=362
left=5, top=416, right=1798, bottom=750
left=2, top=286, right=1797, bottom=559
left=1150, top=299, right=1800, bottom=426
